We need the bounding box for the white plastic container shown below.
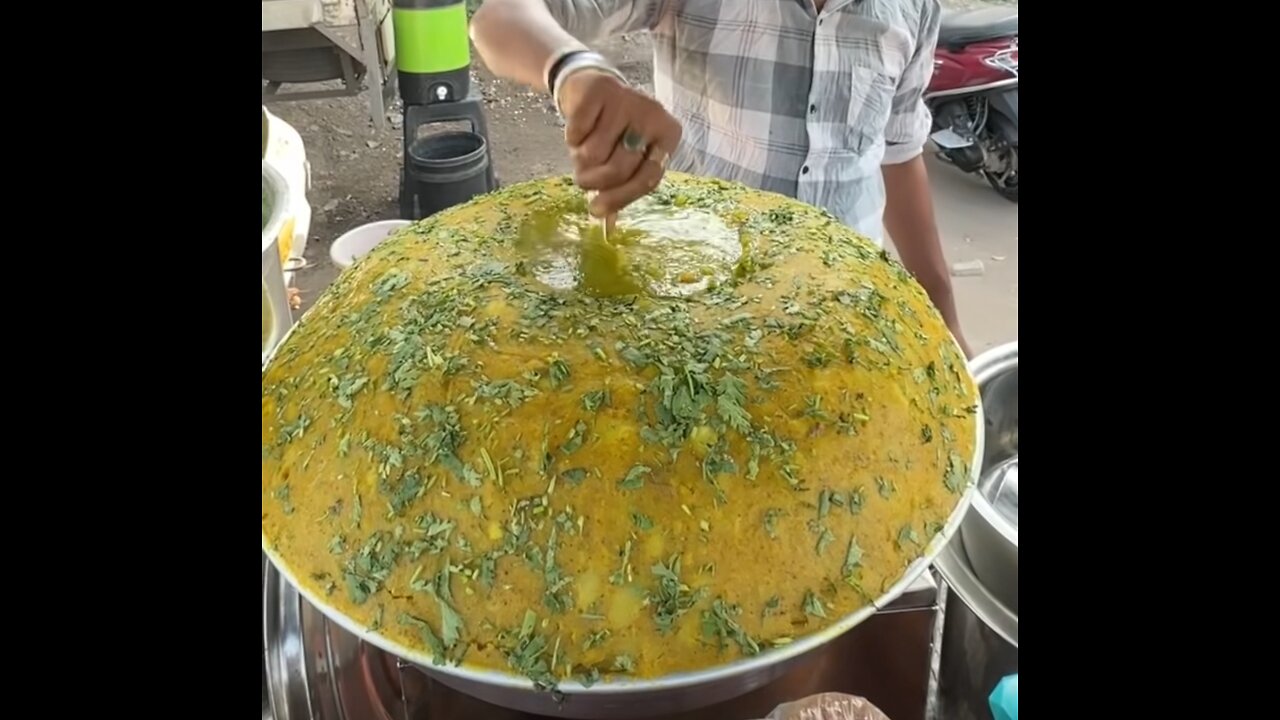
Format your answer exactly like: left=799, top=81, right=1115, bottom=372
left=262, top=106, right=312, bottom=285
left=262, top=162, right=294, bottom=365
left=329, top=220, right=412, bottom=269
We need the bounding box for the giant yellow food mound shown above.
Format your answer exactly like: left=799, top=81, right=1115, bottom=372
left=261, top=173, right=977, bottom=687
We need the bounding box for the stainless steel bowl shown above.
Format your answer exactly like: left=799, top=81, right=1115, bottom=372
left=958, top=342, right=1018, bottom=613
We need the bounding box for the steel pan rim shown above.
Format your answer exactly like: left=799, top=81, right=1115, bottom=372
left=933, top=537, right=1019, bottom=647
left=966, top=341, right=1019, bottom=547
left=262, top=311, right=985, bottom=695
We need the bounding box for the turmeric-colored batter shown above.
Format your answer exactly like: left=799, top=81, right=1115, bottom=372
left=261, top=173, right=977, bottom=688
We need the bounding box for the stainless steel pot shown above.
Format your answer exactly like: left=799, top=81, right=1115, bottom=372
left=263, top=547, right=942, bottom=720
left=262, top=162, right=293, bottom=365
left=929, top=581, right=1018, bottom=720
left=261, top=294, right=987, bottom=719
left=928, top=342, right=1018, bottom=720
left=958, top=342, right=1018, bottom=612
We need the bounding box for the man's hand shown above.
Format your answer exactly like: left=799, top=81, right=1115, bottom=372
left=558, top=70, right=682, bottom=217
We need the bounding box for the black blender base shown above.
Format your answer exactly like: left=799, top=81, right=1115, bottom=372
left=399, top=88, right=498, bottom=221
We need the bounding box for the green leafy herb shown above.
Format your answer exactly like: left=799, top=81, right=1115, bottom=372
left=842, top=538, right=863, bottom=578
left=631, top=512, right=655, bottom=531
left=608, top=539, right=633, bottom=585
left=478, top=553, right=497, bottom=588
left=803, top=591, right=827, bottom=619
left=618, top=464, right=651, bottom=490
left=650, top=554, right=704, bottom=634
left=920, top=424, right=934, bottom=443
left=479, top=447, right=502, bottom=488
left=763, top=595, right=781, bottom=616
left=399, top=612, right=448, bottom=666
left=715, top=374, right=752, bottom=433
left=944, top=453, right=968, bottom=493
left=701, top=598, right=761, bottom=655
left=417, top=405, right=482, bottom=486
left=619, top=345, right=649, bottom=367
left=472, top=378, right=538, bottom=407
left=328, top=534, right=347, bottom=555
left=612, top=654, right=637, bottom=673
left=876, top=476, right=895, bottom=499
left=582, top=389, right=610, bottom=412
left=580, top=667, right=602, bottom=688
left=439, top=598, right=465, bottom=648
left=583, top=629, right=611, bottom=650
left=504, top=610, right=558, bottom=691
left=815, top=526, right=835, bottom=556
left=560, top=468, right=587, bottom=485
left=342, top=531, right=400, bottom=604
left=272, top=484, right=294, bottom=515
left=542, top=527, right=574, bottom=613
left=406, top=513, right=456, bottom=558
left=803, top=395, right=831, bottom=422
left=548, top=356, right=571, bottom=387
left=817, top=488, right=832, bottom=519
left=383, top=471, right=425, bottom=515
left=560, top=420, right=589, bottom=455
left=848, top=488, right=865, bottom=514
left=763, top=508, right=782, bottom=539
left=897, top=524, right=920, bottom=548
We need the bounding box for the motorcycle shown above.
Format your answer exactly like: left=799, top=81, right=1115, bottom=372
left=926, top=7, right=1019, bottom=202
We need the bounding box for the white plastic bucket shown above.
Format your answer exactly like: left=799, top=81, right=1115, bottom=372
left=329, top=220, right=412, bottom=269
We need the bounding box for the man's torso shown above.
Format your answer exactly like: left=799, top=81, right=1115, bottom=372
left=650, top=0, right=933, bottom=242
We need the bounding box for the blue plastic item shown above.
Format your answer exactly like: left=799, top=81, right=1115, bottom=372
left=989, top=673, right=1018, bottom=720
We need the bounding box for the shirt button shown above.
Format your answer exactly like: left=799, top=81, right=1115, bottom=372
left=809, top=104, right=817, bottom=114
left=802, top=166, right=810, bottom=175
left=818, top=18, right=824, bottom=26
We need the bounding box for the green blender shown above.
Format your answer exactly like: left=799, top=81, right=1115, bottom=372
left=394, top=0, right=497, bottom=219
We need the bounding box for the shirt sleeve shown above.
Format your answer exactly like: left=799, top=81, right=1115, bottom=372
left=882, top=0, right=941, bottom=165
left=541, top=0, right=669, bottom=42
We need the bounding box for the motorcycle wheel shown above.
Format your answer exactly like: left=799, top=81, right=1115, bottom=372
left=983, top=143, right=1018, bottom=203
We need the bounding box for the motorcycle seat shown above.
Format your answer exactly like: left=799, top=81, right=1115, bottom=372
left=938, top=7, right=1018, bottom=47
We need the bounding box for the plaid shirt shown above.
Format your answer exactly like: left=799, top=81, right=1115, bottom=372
left=544, top=0, right=941, bottom=245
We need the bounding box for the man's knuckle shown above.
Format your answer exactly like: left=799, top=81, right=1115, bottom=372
left=579, top=146, right=605, bottom=165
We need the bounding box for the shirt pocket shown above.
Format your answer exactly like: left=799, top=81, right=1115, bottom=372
left=843, top=32, right=909, bottom=155
left=846, top=68, right=898, bottom=154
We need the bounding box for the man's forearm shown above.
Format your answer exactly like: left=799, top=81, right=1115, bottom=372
left=882, top=155, right=961, bottom=328
left=470, top=0, right=587, bottom=91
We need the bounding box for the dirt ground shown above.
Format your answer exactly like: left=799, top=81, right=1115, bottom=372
left=269, top=1, right=1017, bottom=350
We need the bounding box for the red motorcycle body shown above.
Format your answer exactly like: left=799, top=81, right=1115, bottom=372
left=924, top=9, right=1019, bottom=202
left=929, top=39, right=1018, bottom=95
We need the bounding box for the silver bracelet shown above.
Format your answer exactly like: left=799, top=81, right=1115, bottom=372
left=551, top=52, right=628, bottom=115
